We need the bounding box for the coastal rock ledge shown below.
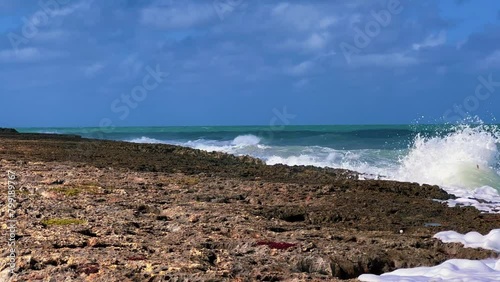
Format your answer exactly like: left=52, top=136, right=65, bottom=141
left=0, top=128, right=18, bottom=134
left=0, top=133, right=498, bottom=281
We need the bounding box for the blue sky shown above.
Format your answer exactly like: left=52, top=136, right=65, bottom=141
left=1, top=0, right=500, bottom=127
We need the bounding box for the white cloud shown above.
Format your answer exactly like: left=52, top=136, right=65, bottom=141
left=84, top=62, right=105, bottom=77
left=3, top=47, right=68, bottom=64
left=350, top=53, right=418, bottom=67
left=271, top=2, right=338, bottom=31
left=294, top=78, right=309, bottom=88
left=110, top=54, right=145, bottom=82
left=285, top=60, right=315, bottom=76
left=46, top=0, right=93, bottom=17
left=412, top=30, right=447, bottom=51
left=33, top=30, right=68, bottom=41
left=348, top=14, right=362, bottom=26
left=278, top=32, right=330, bottom=53
left=480, top=50, right=500, bottom=68
left=270, top=3, right=338, bottom=56
left=319, top=17, right=337, bottom=29
left=140, top=4, right=215, bottom=29
left=272, top=2, right=290, bottom=15
left=0, top=48, right=41, bottom=62
left=304, top=33, right=328, bottom=51
left=0, top=47, right=66, bottom=63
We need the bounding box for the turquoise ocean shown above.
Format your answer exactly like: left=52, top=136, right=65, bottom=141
left=18, top=124, right=500, bottom=211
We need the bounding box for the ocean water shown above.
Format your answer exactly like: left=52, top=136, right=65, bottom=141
left=19, top=124, right=500, bottom=212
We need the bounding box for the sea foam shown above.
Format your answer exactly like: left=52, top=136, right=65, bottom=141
left=231, top=134, right=261, bottom=146
left=359, top=259, right=500, bottom=282
left=396, top=125, right=500, bottom=190
left=359, top=229, right=500, bottom=282
left=434, top=229, right=500, bottom=252
left=129, top=137, right=166, bottom=144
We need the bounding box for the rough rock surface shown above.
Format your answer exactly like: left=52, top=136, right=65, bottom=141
left=0, top=129, right=17, bottom=134
left=0, top=132, right=498, bottom=281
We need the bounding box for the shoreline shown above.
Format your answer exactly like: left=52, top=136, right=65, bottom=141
left=0, top=131, right=499, bottom=281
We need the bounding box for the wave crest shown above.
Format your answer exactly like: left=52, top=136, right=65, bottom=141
left=397, top=124, right=500, bottom=190
left=231, top=135, right=261, bottom=146
left=128, top=137, right=166, bottom=144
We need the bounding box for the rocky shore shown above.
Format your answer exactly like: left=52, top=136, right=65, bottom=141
left=0, top=130, right=498, bottom=281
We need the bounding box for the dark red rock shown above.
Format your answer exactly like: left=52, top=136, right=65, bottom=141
left=257, top=241, right=297, bottom=250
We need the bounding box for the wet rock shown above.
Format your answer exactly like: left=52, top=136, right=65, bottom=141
left=0, top=128, right=18, bottom=134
